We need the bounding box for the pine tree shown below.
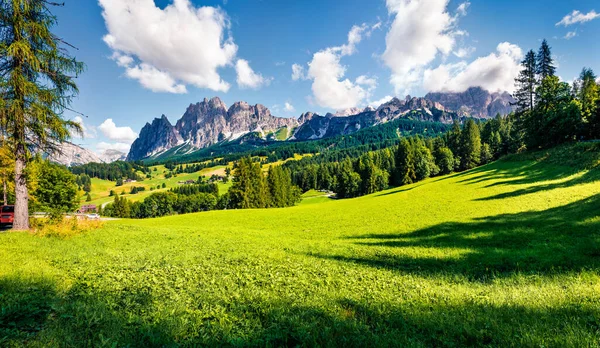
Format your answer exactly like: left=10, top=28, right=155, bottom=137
left=0, top=1, right=84, bottom=229
left=459, top=119, right=482, bottom=170
left=575, top=68, right=599, bottom=128
left=536, top=39, right=556, bottom=80
left=395, top=138, right=416, bottom=185
left=514, top=50, right=537, bottom=113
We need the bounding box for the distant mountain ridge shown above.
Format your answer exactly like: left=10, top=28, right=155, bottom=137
left=425, top=87, right=515, bottom=118
left=127, top=88, right=516, bottom=161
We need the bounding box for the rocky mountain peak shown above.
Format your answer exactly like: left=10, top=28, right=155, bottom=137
left=425, top=87, right=515, bottom=118
left=127, top=115, right=183, bottom=161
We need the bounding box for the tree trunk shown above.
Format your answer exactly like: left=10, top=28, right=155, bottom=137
left=2, top=172, right=6, bottom=206
left=13, top=143, right=28, bottom=230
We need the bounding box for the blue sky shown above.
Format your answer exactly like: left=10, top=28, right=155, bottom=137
left=51, top=0, right=600, bottom=155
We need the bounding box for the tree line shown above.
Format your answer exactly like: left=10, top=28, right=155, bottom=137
left=101, top=157, right=301, bottom=219
left=284, top=116, right=517, bottom=198
left=70, top=161, right=149, bottom=182
left=514, top=39, right=599, bottom=148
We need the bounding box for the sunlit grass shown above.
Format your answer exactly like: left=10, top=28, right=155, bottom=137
left=2, top=144, right=600, bottom=346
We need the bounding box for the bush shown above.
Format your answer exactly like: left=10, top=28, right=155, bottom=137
left=32, top=217, right=103, bottom=239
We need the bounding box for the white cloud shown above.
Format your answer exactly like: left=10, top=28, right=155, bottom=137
left=456, top=2, right=470, bottom=16
left=275, top=61, right=286, bottom=66
left=125, top=63, right=187, bottom=93
left=368, top=95, right=394, bottom=108
left=235, top=59, right=269, bottom=89
left=71, top=116, right=96, bottom=139
left=99, top=0, right=238, bottom=93
left=96, top=142, right=132, bottom=154
left=556, top=10, right=600, bottom=26
left=355, top=75, right=378, bottom=91
left=284, top=102, right=295, bottom=112
left=291, top=63, right=307, bottom=81
left=453, top=46, right=475, bottom=58
left=382, top=0, right=459, bottom=95
left=98, top=119, right=138, bottom=144
left=308, top=50, right=367, bottom=109
left=564, top=31, right=577, bottom=40
left=423, top=42, right=523, bottom=94
left=305, top=23, right=379, bottom=109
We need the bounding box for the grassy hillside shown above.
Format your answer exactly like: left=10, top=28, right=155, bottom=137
left=2, top=144, right=600, bottom=346
left=84, top=164, right=232, bottom=207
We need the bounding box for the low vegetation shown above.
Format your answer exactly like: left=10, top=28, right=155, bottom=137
left=1, top=143, right=599, bottom=346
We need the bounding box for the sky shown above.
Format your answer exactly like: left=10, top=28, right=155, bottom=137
left=51, top=0, right=600, bottom=156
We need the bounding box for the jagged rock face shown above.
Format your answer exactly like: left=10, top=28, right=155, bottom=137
left=47, top=142, right=103, bottom=167
left=128, top=97, right=298, bottom=160
left=292, top=96, right=458, bottom=141
left=225, top=101, right=298, bottom=140
left=174, top=97, right=298, bottom=149
left=127, top=115, right=183, bottom=161
left=99, top=149, right=127, bottom=163
left=425, top=87, right=515, bottom=118
left=175, top=97, right=229, bottom=148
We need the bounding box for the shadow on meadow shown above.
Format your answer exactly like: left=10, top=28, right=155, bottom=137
left=2, top=275, right=599, bottom=346
left=309, top=194, right=600, bottom=280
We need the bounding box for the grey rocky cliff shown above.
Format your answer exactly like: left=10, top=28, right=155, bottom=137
left=425, top=87, right=515, bottom=118
left=47, top=142, right=104, bottom=167
left=128, top=97, right=298, bottom=160
left=292, top=96, right=458, bottom=141
left=127, top=115, right=183, bottom=161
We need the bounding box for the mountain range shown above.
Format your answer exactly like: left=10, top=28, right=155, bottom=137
left=126, top=87, right=515, bottom=161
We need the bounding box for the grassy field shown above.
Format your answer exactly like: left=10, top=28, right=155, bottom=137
left=2, top=144, right=600, bottom=346
left=84, top=165, right=232, bottom=207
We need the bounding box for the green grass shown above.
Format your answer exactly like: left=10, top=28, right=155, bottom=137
left=299, top=189, right=335, bottom=205
left=2, top=143, right=600, bottom=346
left=84, top=165, right=232, bottom=207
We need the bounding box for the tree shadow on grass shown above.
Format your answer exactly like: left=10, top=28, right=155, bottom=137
left=309, top=194, right=600, bottom=281
left=476, top=168, right=600, bottom=201
left=3, top=275, right=599, bottom=346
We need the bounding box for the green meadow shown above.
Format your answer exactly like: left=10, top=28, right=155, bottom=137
left=84, top=165, right=232, bottom=207
left=2, top=144, right=600, bottom=346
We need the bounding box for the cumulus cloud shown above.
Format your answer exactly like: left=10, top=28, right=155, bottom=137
left=355, top=75, right=378, bottom=91
left=99, top=0, right=238, bottom=93
left=556, top=10, right=600, bottom=26
left=291, top=63, right=307, bottom=81
left=284, top=102, right=295, bottom=112
left=96, top=142, right=132, bottom=154
left=125, top=63, right=187, bottom=93
left=456, top=2, right=470, bottom=16
left=98, top=119, right=138, bottom=144
left=453, top=46, right=475, bottom=58
left=235, top=59, right=270, bottom=89
left=305, top=23, right=379, bottom=109
left=564, top=31, right=577, bottom=40
left=382, top=0, right=459, bottom=95
left=423, top=42, right=523, bottom=94
left=368, top=95, right=394, bottom=108
left=71, top=116, right=96, bottom=139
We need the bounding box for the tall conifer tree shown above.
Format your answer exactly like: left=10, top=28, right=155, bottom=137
left=0, top=1, right=84, bottom=229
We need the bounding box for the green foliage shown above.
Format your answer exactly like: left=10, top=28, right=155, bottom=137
left=434, top=146, right=454, bottom=175
left=2, top=144, right=600, bottom=346
left=0, top=0, right=85, bottom=229
left=459, top=119, right=481, bottom=170
left=267, top=165, right=301, bottom=208
left=229, top=157, right=269, bottom=209
left=395, top=138, right=416, bottom=185
left=514, top=50, right=537, bottom=113
left=536, top=39, right=556, bottom=79
left=29, top=160, right=78, bottom=213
